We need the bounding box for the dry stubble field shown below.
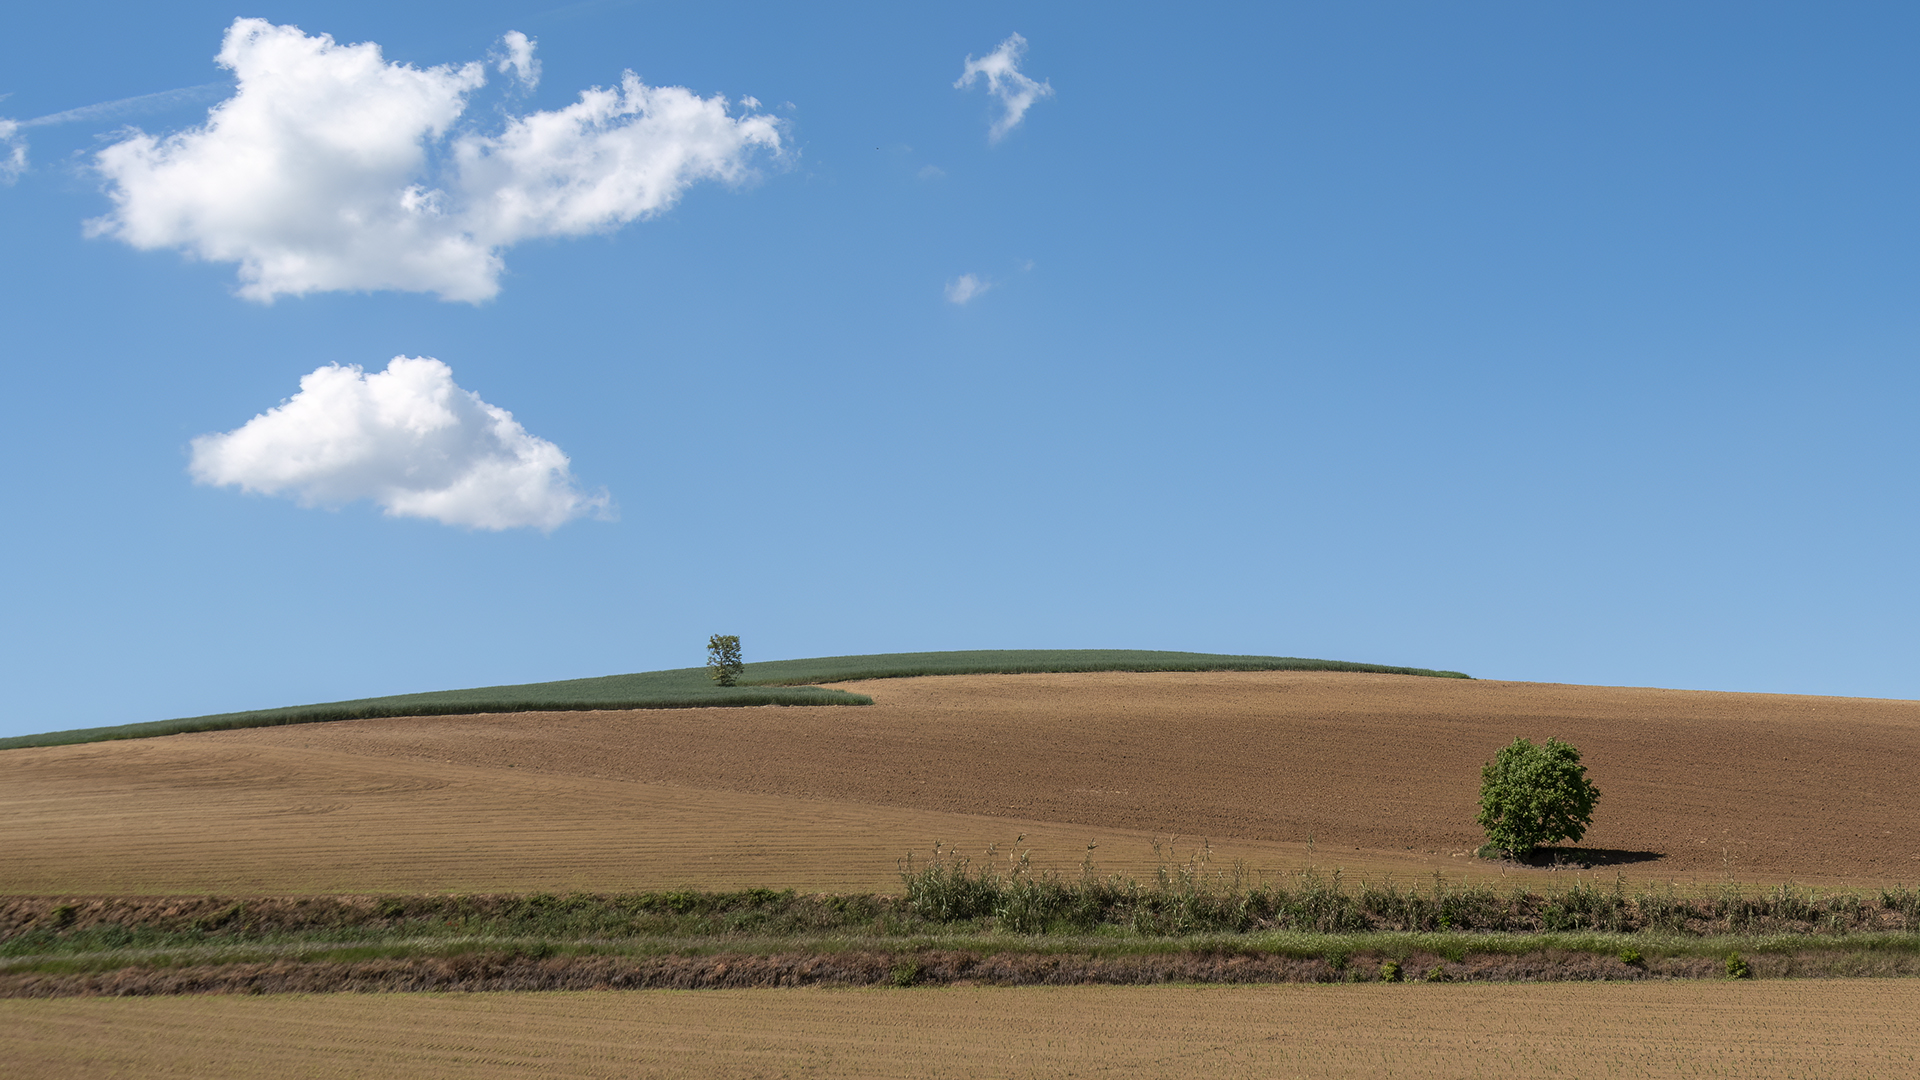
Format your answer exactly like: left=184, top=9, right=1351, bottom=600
left=4, top=671, right=1918, bottom=1078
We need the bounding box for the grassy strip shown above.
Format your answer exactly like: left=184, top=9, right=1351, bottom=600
left=7, top=937, right=1920, bottom=993
left=7, top=873, right=1917, bottom=991
left=8, top=874, right=1916, bottom=954
left=9, top=929, right=1920, bottom=977
left=0, top=649, right=1465, bottom=750
left=894, top=846, right=1920, bottom=937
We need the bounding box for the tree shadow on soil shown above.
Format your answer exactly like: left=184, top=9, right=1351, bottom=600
left=1522, top=847, right=1665, bottom=870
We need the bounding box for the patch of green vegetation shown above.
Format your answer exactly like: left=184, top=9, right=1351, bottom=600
left=8, top=875, right=1914, bottom=963
left=894, top=848, right=1920, bottom=939
left=0, top=648, right=1467, bottom=749
left=1476, top=736, right=1601, bottom=860
left=9, top=928, right=1920, bottom=983
left=745, top=649, right=1470, bottom=685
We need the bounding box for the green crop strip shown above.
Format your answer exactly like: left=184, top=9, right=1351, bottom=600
left=1, top=648, right=1466, bottom=748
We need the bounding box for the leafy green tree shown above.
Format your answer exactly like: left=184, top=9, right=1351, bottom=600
left=1476, top=736, right=1600, bottom=860
left=706, top=634, right=744, bottom=687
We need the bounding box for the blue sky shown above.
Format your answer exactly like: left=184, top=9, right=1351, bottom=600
left=3, top=2, right=1916, bottom=737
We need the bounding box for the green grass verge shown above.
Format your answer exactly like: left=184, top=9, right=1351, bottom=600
left=5, top=881, right=1915, bottom=982
left=0, top=648, right=1467, bottom=750
left=5, top=874, right=1912, bottom=986
left=8, top=879, right=1913, bottom=952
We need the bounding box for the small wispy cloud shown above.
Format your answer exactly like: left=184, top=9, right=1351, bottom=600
left=946, top=273, right=990, bottom=305
left=189, top=356, right=609, bottom=531
left=0, top=120, right=24, bottom=183
left=917, top=164, right=946, bottom=180
left=495, top=30, right=540, bottom=89
left=954, top=33, right=1053, bottom=142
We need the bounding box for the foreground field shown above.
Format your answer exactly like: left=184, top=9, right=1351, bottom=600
left=7, top=981, right=1920, bottom=1079
left=4, top=670, right=1918, bottom=894
left=4, top=671, right=1915, bottom=1075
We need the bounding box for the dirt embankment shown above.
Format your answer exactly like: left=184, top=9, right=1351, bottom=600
left=10, top=948, right=1901, bottom=999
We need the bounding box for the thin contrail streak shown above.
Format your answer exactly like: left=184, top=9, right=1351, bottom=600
left=20, top=82, right=230, bottom=128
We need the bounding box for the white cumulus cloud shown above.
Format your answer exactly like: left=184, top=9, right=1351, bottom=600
left=190, top=356, right=609, bottom=531
left=954, top=33, right=1053, bottom=142
left=945, top=273, right=990, bottom=304
left=89, top=18, right=782, bottom=302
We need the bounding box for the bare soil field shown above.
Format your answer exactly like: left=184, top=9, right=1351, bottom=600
left=7, top=981, right=1920, bottom=1079
left=0, top=739, right=1399, bottom=895
left=4, top=671, right=1917, bottom=894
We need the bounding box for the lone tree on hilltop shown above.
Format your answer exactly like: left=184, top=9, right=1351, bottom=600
left=1476, top=736, right=1600, bottom=861
left=706, top=634, right=744, bottom=687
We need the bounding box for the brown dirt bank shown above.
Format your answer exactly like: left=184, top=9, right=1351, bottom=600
left=6, top=889, right=1916, bottom=941
left=9, top=947, right=1907, bottom=999
left=217, top=671, right=1920, bottom=883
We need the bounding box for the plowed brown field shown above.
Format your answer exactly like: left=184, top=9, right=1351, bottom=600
left=7, top=982, right=1920, bottom=1079
left=4, top=671, right=1917, bottom=894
